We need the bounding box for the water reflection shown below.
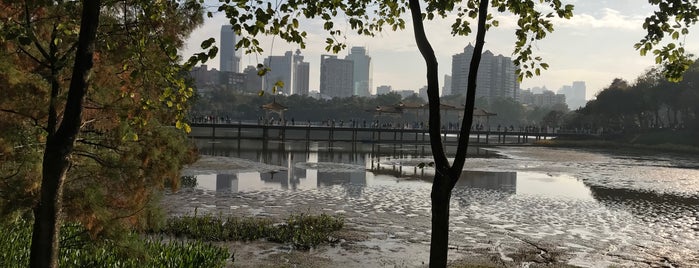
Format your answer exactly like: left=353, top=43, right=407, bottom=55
left=181, top=140, right=699, bottom=266
left=456, top=171, right=516, bottom=194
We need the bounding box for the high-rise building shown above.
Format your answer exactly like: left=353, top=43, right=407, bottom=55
left=242, top=65, right=262, bottom=93
left=557, top=81, right=586, bottom=109
left=320, top=55, right=354, bottom=98
left=571, top=81, right=587, bottom=109
left=262, top=50, right=310, bottom=95
left=419, top=86, right=428, bottom=101
left=264, top=51, right=294, bottom=95
left=376, top=85, right=392, bottom=95
left=293, top=49, right=310, bottom=95
left=451, top=44, right=518, bottom=103
left=219, top=25, right=240, bottom=73
left=442, top=75, right=452, bottom=96
left=345, top=46, right=372, bottom=97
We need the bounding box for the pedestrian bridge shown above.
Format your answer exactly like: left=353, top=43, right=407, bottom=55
left=188, top=122, right=595, bottom=145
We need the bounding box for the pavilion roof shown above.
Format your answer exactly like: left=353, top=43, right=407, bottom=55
left=261, top=100, right=288, bottom=112
left=473, top=108, right=497, bottom=117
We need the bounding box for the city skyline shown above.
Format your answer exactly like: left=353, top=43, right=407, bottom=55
left=183, top=1, right=699, bottom=100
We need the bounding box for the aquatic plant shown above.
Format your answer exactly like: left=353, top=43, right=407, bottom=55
left=158, top=213, right=344, bottom=249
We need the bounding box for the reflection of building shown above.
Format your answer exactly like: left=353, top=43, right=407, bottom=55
left=216, top=174, right=239, bottom=192
left=260, top=171, right=290, bottom=190
left=316, top=171, right=366, bottom=198
left=455, top=171, right=516, bottom=194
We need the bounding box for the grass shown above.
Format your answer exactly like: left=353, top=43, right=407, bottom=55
left=155, top=213, right=344, bottom=249
left=0, top=219, right=229, bottom=268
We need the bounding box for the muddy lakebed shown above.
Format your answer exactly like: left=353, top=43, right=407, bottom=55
left=162, top=141, right=699, bottom=267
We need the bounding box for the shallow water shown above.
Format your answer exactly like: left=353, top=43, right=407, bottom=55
left=168, top=140, right=699, bottom=267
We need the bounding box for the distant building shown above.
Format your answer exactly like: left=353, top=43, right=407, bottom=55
left=220, top=25, right=240, bottom=73
left=396, top=90, right=416, bottom=99
left=451, top=44, right=518, bottom=103
left=219, top=71, right=246, bottom=90
left=376, top=85, right=392, bottom=95
left=294, top=50, right=310, bottom=95
left=242, top=65, right=262, bottom=93
left=419, top=86, right=428, bottom=101
left=558, top=81, right=587, bottom=109
left=442, top=74, right=452, bottom=96
left=264, top=51, right=294, bottom=95
left=345, top=46, right=372, bottom=97
left=190, top=64, right=219, bottom=88
left=262, top=50, right=310, bottom=95
left=320, top=55, right=354, bottom=98
left=520, top=88, right=566, bottom=108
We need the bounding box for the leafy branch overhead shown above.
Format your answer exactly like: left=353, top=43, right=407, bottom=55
left=636, top=0, right=699, bottom=82
left=213, top=0, right=572, bottom=86
left=213, top=0, right=697, bottom=84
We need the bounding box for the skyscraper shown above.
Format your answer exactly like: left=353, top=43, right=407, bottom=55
left=345, top=46, right=372, bottom=97
left=558, top=81, right=587, bottom=109
left=320, top=55, right=354, bottom=98
left=264, top=51, right=294, bottom=95
left=451, top=44, right=518, bottom=103
left=442, top=75, right=452, bottom=96
left=219, top=25, right=240, bottom=73
left=262, top=50, right=310, bottom=95
left=293, top=49, right=310, bottom=95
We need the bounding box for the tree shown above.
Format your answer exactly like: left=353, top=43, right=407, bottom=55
left=0, top=1, right=215, bottom=267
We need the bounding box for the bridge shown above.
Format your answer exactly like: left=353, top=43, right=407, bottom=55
left=189, top=122, right=595, bottom=145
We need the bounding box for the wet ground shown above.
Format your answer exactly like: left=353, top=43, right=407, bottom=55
left=163, top=141, right=699, bottom=267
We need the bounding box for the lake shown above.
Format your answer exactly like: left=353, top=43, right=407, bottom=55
left=165, top=140, right=699, bottom=267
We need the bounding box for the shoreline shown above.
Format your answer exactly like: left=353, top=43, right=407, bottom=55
left=533, top=138, right=699, bottom=155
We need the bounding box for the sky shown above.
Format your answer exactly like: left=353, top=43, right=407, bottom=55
left=181, top=0, right=699, bottom=101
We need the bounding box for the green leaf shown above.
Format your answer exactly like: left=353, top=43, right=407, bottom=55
left=201, top=38, right=216, bottom=49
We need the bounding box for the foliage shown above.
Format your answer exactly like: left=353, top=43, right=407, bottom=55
left=0, top=220, right=228, bottom=268
left=635, top=0, right=699, bottom=81
left=156, top=213, right=344, bottom=249
left=570, top=61, right=699, bottom=132
left=0, top=0, right=211, bottom=236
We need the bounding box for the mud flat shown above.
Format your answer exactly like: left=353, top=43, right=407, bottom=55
left=162, top=147, right=699, bottom=267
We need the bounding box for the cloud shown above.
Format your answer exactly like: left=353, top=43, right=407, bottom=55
left=556, top=8, right=644, bottom=30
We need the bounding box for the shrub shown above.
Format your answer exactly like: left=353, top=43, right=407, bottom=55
left=0, top=220, right=229, bottom=268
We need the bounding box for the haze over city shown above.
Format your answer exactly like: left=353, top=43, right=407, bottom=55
left=183, top=0, right=699, bottom=100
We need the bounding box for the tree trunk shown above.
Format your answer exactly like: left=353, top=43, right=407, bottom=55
left=30, top=1, right=101, bottom=267
left=407, top=0, right=489, bottom=266
left=429, top=173, right=453, bottom=267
